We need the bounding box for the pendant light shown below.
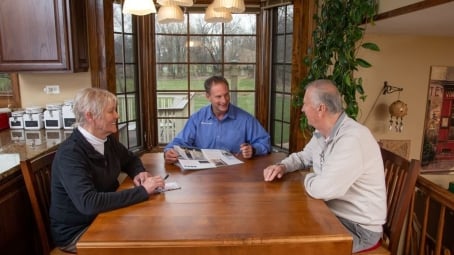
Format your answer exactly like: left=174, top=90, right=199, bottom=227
left=157, top=0, right=194, bottom=7
left=204, top=3, right=232, bottom=23
left=212, top=0, right=245, bottom=13
left=123, top=0, right=157, bottom=15
left=157, top=4, right=184, bottom=24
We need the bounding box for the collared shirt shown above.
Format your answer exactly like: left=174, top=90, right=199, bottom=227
left=165, top=104, right=271, bottom=155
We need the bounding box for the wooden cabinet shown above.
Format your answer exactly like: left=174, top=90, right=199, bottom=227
left=0, top=0, right=88, bottom=72
left=0, top=168, right=40, bottom=255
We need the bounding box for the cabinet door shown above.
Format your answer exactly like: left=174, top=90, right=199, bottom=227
left=0, top=0, right=87, bottom=72
left=0, top=170, right=39, bottom=255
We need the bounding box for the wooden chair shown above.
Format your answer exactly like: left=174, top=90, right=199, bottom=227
left=20, top=150, right=72, bottom=255
left=357, top=147, right=420, bottom=255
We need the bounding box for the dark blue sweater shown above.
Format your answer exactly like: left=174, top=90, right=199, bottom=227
left=50, top=128, right=149, bottom=246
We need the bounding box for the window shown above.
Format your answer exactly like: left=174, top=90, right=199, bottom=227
left=270, top=5, right=293, bottom=151
left=155, top=13, right=257, bottom=145
left=0, top=73, right=20, bottom=108
left=113, top=3, right=142, bottom=150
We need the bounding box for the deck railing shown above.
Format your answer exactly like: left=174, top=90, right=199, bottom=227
left=405, top=175, right=454, bottom=255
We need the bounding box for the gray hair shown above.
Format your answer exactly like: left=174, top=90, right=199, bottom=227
left=306, top=79, right=343, bottom=113
left=73, top=88, right=117, bottom=127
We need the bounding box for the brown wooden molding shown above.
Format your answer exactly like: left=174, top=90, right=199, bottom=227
left=374, top=0, right=454, bottom=21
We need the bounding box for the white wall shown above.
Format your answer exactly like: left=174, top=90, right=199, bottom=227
left=356, top=34, right=454, bottom=160
left=19, top=72, right=91, bottom=108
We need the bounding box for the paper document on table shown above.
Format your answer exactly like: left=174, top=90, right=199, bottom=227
left=174, top=145, right=243, bottom=170
left=155, top=181, right=181, bottom=193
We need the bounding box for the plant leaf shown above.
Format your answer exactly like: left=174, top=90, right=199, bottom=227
left=356, top=58, right=372, bottom=68
left=362, top=42, right=380, bottom=51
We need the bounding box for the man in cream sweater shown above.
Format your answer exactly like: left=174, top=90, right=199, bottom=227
left=263, top=79, right=386, bottom=253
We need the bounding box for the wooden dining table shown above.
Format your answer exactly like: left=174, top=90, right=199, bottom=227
left=77, top=152, right=352, bottom=255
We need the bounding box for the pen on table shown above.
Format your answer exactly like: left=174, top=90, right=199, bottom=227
left=163, top=173, right=169, bottom=180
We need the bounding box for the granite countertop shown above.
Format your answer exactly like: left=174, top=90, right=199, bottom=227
left=0, top=128, right=72, bottom=179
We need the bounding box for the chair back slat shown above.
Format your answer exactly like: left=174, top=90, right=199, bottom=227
left=379, top=148, right=420, bottom=255
left=20, top=150, right=57, bottom=255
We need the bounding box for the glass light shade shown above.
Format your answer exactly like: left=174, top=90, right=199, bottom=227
left=123, top=0, right=157, bottom=15
left=204, top=3, right=232, bottom=23
left=157, top=4, right=184, bottom=24
left=389, top=100, right=408, bottom=117
left=157, top=0, right=194, bottom=7
left=212, top=0, right=245, bottom=13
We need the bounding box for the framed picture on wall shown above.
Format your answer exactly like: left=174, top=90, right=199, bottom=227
left=441, top=117, right=449, bottom=128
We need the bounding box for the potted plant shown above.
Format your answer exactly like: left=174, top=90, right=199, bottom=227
left=296, top=0, right=380, bottom=130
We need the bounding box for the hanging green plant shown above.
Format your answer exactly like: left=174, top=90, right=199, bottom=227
left=296, top=0, right=380, bottom=131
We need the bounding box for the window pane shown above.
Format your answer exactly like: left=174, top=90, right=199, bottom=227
left=114, top=34, right=124, bottom=62
left=156, top=18, right=188, bottom=34
left=286, top=6, right=293, bottom=33
left=125, top=64, right=136, bottom=93
left=283, top=94, right=291, bottom=122
left=189, top=64, right=222, bottom=90
left=116, top=64, right=125, bottom=93
left=124, top=35, right=135, bottom=63
left=285, top=34, right=292, bottom=63
left=273, top=93, right=283, bottom=120
left=273, top=65, right=284, bottom=92
left=225, top=14, right=256, bottom=34
left=224, top=36, right=256, bottom=62
left=284, top=64, right=292, bottom=93
left=190, top=14, right=222, bottom=34
left=192, top=92, right=208, bottom=112
left=273, top=121, right=283, bottom=145
left=189, top=36, right=221, bottom=63
left=275, top=35, right=285, bottom=62
left=0, top=73, right=12, bottom=95
left=156, top=35, right=187, bottom=62
left=224, top=64, right=255, bottom=91
left=157, top=92, right=190, bottom=118
left=123, top=13, right=133, bottom=33
left=277, top=7, right=286, bottom=34
left=231, top=91, right=255, bottom=115
left=157, top=64, right=188, bottom=90
left=113, top=5, right=123, bottom=32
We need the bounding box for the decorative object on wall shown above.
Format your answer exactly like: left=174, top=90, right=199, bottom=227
left=157, top=4, right=184, bottom=23
left=123, top=0, right=157, bottom=15
left=383, top=81, right=407, bottom=132
left=362, top=81, right=407, bottom=132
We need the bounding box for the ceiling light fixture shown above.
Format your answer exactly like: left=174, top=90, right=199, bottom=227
left=157, top=4, right=184, bottom=24
left=204, top=3, right=232, bottom=23
left=123, top=0, right=157, bottom=15
left=212, top=0, right=245, bottom=13
left=157, top=0, right=194, bottom=7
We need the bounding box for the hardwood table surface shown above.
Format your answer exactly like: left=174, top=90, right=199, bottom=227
left=77, top=152, right=352, bottom=255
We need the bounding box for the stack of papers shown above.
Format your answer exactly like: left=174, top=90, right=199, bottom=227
left=174, top=145, right=243, bottom=170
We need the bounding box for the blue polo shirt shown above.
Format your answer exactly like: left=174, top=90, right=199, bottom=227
left=165, top=104, right=271, bottom=155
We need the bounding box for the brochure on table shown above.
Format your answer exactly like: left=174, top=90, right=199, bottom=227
left=174, top=145, right=244, bottom=170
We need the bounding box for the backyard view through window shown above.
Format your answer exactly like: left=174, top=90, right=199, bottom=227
left=113, top=3, right=141, bottom=150
left=155, top=13, right=257, bottom=145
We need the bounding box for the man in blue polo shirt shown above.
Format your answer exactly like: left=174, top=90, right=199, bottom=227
left=164, top=75, right=271, bottom=163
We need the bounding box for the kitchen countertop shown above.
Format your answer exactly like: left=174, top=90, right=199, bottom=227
left=0, top=128, right=72, bottom=179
